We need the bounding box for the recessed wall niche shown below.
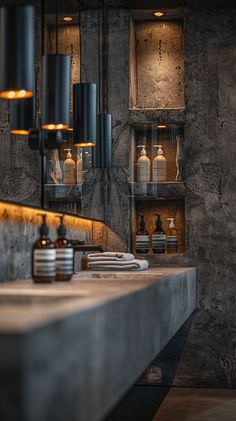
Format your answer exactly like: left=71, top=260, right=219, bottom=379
left=129, top=10, right=184, bottom=109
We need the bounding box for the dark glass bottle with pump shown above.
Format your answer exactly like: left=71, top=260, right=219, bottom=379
left=152, top=214, right=166, bottom=253
left=55, top=216, right=74, bottom=281
left=135, top=215, right=149, bottom=253
left=32, top=214, right=56, bottom=283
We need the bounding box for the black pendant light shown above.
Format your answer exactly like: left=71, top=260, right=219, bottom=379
left=73, top=83, right=96, bottom=147
left=95, top=0, right=112, bottom=168
left=10, top=98, right=35, bottom=136
left=73, top=1, right=97, bottom=147
left=0, top=5, right=35, bottom=100
left=41, top=0, right=71, bottom=130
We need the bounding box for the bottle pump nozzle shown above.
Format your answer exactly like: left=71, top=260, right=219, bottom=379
left=37, top=214, right=49, bottom=236
left=64, top=148, right=72, bottom=158
left=57, top=215, right=67, bottom=237
left=154, top=145, right=163, bottom=155
left=167, top=218, right=175, bottom=228
left=137, top=145, right=147, bottom=155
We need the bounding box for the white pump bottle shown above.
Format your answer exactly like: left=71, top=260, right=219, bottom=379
left=136, top=145, right=151, bottom=182
left=152, top=145, right=167, bottom=182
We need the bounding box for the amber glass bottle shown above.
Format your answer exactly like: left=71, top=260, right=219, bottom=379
left=32, top=214, right=56, bottom=283
left=135, top=215, right=150, bottom=254
left=54, top=216, right=74, bottom=281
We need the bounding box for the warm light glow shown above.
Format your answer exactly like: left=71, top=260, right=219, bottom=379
left=42, top=124, right=69, bottom=130
left=73, top=142, right=96, bottom=147
left=153, top=11, right=165, bottom=17
left=66, top=127, right=74, bottom=132
left=157, top=124, right=167, bottom=129
left=11, top=130, right=29, bottom=136
left=63, top=16, right=73, bottom=22
left=0, top=90, right=33, bottom=100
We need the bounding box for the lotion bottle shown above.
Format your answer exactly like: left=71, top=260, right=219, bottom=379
left=32, top=214, right=56, bottom=283
left=135, top=215, right=150, bottom=254
left=152, top=214, right=166, bottom=253
left=136, top=145, right=151, bottom=182
left=55, top=216, right=74, bottom=281
left=166, top=218, right=178, bottom=254
left=64, top=149, right=76, bottom=184
left=152, top=145, right=167, bottom=182
left=76, top=148, right=83, bottom=184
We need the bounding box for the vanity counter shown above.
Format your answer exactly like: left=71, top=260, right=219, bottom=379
left=0, top=267, right=196, bottom=421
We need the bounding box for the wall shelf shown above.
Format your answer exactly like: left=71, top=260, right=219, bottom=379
left=44, top=184, right=83, bottom=201
left=129, top=182, right=186, bottom=198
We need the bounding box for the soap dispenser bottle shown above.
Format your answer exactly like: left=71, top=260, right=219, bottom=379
left=55, top=216, right=74, bottom=281
left=152, top=214, right=166, bottom=253
left=152, top=145, right=167, bottom=182
left=64, top=148, right=76, bottom=184
left=76, top=148, right=83, bottom=184
left=136, top=145, right=151, bottom=182
left=166, top=218, right=178, bottom=254
left=135, top=215, right=150, bottom=254
left=32, top=214, right=56, bottom=283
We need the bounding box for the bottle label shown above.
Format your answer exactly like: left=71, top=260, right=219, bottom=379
left=166, top=235, right=178, bottom=250
left=137, top=161, right=150, bottom=182
left=152, top=234, right=166, bottom=252
left=64, top=169, right=75, bottom=184
left=56, top=249, right=74, bottom=275
left=135, top=235, right=149, bottom=252
left=33, top=249, right=56, bottom=277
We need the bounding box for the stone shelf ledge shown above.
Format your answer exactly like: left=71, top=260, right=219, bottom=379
left=0, top=267, right=196, bottom=421
left=128, top=108, right=186, bottom=125
left=44, top=183, right=83, bottom=201
left=129, top=181, right=186, bottom=198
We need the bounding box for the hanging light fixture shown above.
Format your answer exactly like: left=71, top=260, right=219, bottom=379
left=73, top=83, right=96, bottom=146
left=95, top=0, right=112, bottom=168
left=0, top=5, right=35, bottom=100
left=41, top=0, right=71, bottom=130
left=73, top=1, right=97, bottom=147
left=10, top=98, right=35, bottom=136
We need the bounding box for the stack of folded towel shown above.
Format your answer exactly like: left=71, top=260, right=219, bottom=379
left=87, top=252, right=149, bottom=271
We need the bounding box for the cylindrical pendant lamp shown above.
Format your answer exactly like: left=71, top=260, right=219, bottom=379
left=41, top=54, right=71, bottom=130
left=10, top=98, right=35, bottom=136
left=44, top=131, right=63, bottom=149
left=0, top=5, right=35, bottom=100
left=95, top=113, right=112, bottom=168
left=73, top=83, right=96, bottom=147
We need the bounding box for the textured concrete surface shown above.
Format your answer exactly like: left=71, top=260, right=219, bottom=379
left=131, top=20, right=184, bottom=109
left=0, top=267, right=196, bottom=421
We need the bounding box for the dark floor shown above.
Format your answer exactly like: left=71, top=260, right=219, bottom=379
left=105, top=386, right=236, bottom=421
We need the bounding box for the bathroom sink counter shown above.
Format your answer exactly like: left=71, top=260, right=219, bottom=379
left=0, top=267, right=196, bottom=421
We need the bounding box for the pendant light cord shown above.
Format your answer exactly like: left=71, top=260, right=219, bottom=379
left=98, top=0, right=101, bottom=115
left=41, top=0, right=45, bottom=209
left=56, top=0, right=59, bottom=54
left=79, top=0, right=82, bottom=83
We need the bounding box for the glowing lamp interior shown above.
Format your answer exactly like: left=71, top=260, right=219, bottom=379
left=10, top=130, right=29, bottom=136
left=73, top=142, right=96, bottom=147
left=42, top=124, right=68, bottom=130
left=0, top=90, right=33, bottom=100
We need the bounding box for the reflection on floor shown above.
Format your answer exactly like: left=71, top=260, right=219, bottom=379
left=152, top=387, right=236, bottom=421
left=105, top=386, right=236, bottom=421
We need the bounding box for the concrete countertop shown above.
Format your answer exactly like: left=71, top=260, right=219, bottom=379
left=0, top=267, right=196, bottom=421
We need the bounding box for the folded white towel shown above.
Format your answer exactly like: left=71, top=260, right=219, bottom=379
left=87, top=252, right=134, bottom=262
left=87, top=259, right=149, bottom=271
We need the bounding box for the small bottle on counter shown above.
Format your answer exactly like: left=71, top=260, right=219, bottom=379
left=135, top=215, right=150, bottom=254
left=55, top=216, right=74, bottom=281
left=152, top=145, right=167, bottom=182
left=32, top=214, right=56, bottom=283
left=136, top=144, right=151, bottom=182
left=166, top=218, right=178, bottom=254
left=64, top=148, right=76, bottom=184
left=152, top=214, right=166, bottom=253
